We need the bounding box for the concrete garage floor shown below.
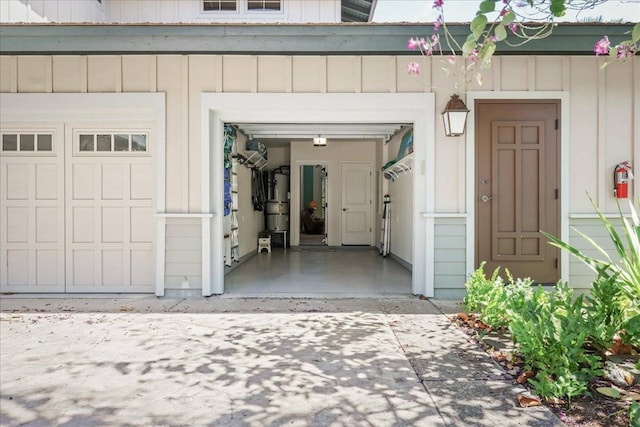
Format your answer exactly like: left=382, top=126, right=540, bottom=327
left=225, top=247, right=412, bottom=296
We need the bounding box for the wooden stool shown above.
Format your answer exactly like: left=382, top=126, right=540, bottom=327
left=258, top=237, right=271, bottom=253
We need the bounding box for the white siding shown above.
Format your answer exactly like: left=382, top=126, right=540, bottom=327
left=1, top=53, right=638, bottom=295
left=433, top=219, right=467, bottom=299
left=128, top=0, right=340, bottom=24
left=165, top=218, right=201, bottom=289
left=0, top=0, right=107, bottom=23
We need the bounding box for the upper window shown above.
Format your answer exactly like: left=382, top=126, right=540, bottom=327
left=1, top=133, right=53, bottom=153
left=77, top=132, right=148, bottom=155
left=203, top=0, right=237, bottom=11
left=247, top=0, right=281, bottom=11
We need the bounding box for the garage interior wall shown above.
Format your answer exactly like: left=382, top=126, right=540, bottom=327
left=290, top=138, right=376, bottom=247
left=1, top=54, right=638, bottom=296
left=384, top=127, right=413, bottom=267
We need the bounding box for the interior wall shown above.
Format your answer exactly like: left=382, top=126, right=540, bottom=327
left=234, top=131, right=264, bottom=258
left=385, top=127, right=413, bottom=264
left=265, top=146, right=290, bottom=169
left=290, top=138, right=376, bottom=246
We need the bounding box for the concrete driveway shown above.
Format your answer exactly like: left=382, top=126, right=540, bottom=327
left=0, top=297, right=562, bottom=426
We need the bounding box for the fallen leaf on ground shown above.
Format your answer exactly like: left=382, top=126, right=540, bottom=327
left=517, top=371, right=534, bottom=384
left=457, top=312, right=469, bottom=321
left=518, top=393, right=541, bottom=408
left=120, top=306, right=133, bottom=312
left=597, top=387, right=622, bottom=399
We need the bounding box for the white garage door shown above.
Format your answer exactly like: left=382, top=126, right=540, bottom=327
left=0, top=124, right=155, bottom=293
left=0, top=126, right=65, bottom=292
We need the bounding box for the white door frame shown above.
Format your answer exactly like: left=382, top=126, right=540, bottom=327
left=201, top=93, right=435, bottom=296
left=464, top=92, right=570, bottom=285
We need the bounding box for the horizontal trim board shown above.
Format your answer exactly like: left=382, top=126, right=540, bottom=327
left=0, top=23, right=634, bottom=55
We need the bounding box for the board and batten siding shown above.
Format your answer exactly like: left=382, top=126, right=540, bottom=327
left=1, top=53, right=638, bottom=294
left=0, top=0, right=340, bottom=23
left=0, top=0, right=107, bottom=23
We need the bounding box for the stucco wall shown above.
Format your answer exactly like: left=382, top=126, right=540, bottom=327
left=1, top=53, right=638, bottom=294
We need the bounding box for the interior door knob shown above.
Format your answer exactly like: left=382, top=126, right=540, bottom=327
left=342, top=208, right=348, bottom=211
left=481, top=195, right=493, bottom=202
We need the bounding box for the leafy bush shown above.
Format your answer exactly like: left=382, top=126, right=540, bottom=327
left=509, top=283, right=602, bottom=400
left=463, top=263, right=533, bottom=329
left=543, top=196, right=640, bottom=320
left=630, top=401, right=640, bottom=427
left=543, top=196, right=640, bottom=352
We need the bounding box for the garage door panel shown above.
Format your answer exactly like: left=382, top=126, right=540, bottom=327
left=7, top=250, right=29, bottom=285
left=35, top=164, right=58, bottom=200
left=36, top=250, right=59, bottom=285
left=66, top=125, right=155, bottom=293
left=1, top=127, right=65, bottom=293
left=36, top=206, right=58, bottom=243
left=7, top=207, right=30, bottom=243
left=102, top=250, right=125, bottom=286
left=130, top=164, right=153, bottom=200
left=71, top=250, right=96, bottom=286
left=72, top=164, right=95, bottom=200
left=6, top=164, right=29, bottom=200
left=102, top=206, right=123, bottom=243
left=131, top=206, right=153, bottom=243
left=72, top=206, right=95, bottom=243
left=102, top=164, right=124, bottom=200
left=131, top=249, right=154, bottom=285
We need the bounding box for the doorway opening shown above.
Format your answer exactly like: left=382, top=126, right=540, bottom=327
left=299, top=164, right=327, bottom=246
left=202, top=92, right=435, bottom=296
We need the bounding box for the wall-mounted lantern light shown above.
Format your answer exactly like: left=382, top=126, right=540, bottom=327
left=442, top=94, right=470, bottom=137
left=313, top=136, right=327, bottom=146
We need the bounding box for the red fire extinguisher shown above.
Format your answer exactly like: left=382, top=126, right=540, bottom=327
left=613, top=161, right=633, bottom=199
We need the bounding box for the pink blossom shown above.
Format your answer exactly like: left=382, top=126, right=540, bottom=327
left=407, top=62, right=420, bottom=75
left=434, top=15, right=442, bottom=31
left=433, top=0, right=444, bottom=8
left=408, top=38, right=420, bottom=50
left=469, top=48, right=479, bottom=64
left=500, top=8, right=507, bottom=16
left=616, top=43, right=633, bottom=59
left=594, top=36, right=610, bottom=55
left=431, top=34, right=440, bottom=50
left=509, top=22, right=518, bottom=34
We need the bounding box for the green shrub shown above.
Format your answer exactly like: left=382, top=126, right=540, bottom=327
left=509, top=283, right=602, bottom=400
left=463, top=264, right=533, bottom=329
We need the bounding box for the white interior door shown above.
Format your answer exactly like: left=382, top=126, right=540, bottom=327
left=0, top=127, right=65, bottom=292
left=341, top=162, right=373, bottom=245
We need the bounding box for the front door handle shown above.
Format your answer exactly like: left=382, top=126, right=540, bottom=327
left=481, top=195, right=493, bottom=202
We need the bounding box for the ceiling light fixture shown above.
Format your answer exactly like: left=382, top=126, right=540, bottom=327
left=313, top=136, right=327, bottom=146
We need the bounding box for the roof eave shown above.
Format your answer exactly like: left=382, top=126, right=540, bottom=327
left=0, top=23, right=635, bottom=56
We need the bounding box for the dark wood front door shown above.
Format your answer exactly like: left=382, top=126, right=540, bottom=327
left=476, top=100, right=560, bottom=283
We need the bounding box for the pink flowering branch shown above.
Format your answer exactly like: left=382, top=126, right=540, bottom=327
left=594, top=23, right=640, bottom=67
left=408, top=1, right=638, bottom=88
